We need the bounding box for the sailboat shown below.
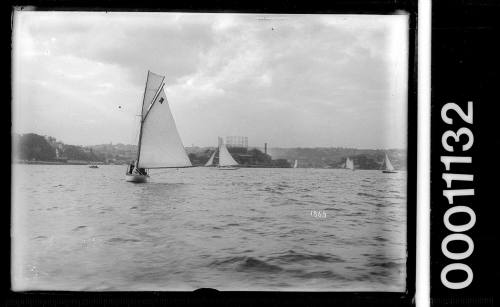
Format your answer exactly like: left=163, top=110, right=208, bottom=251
left=205, top=150, right=216, bottom=167
left=381, top=153, right=397, bottom=173
left=126, top=71, right=192, bottom=183
left=293, top=160, right=298, bottom=168
left=344, top=157, right=354, bottom=171
left=204, top=137, right=239, bottom=170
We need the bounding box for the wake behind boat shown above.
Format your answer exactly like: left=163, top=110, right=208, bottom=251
left=126, top=70, right=192, bottom=182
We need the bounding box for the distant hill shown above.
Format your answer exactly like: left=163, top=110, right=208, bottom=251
left=14, top=133, right=56, bottom=161
left=185, top=146, right=406, bottom=170
left=12, top=133, right=406, bottom=169
left=266, top=147, right=407, bottom=170
left=87, top=143, right=137, bottom=163
left=13, top=133, right=132, bottom=164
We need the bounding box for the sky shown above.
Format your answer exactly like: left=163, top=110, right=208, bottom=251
left=12, top=12, right=408, bottom=149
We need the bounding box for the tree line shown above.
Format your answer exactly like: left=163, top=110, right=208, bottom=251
left=14, top=133, right=105, bottom=162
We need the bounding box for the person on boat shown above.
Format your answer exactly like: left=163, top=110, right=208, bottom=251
left=137, top=168, right=146, bottom=175
left=127, top=163, right=134, bottom=174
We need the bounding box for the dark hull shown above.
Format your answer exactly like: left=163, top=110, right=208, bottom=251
left=125, top=172, right=149, bottom=183
left=217, top=166, right=239, bottom=170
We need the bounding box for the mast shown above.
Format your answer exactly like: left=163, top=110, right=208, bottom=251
left=135, top=71, right=150, bottom=164
left=216, top=137, right=222, bottom=167
left=216, top=141, right=220, bottom=167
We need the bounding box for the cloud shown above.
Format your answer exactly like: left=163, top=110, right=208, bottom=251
left=13, top=12, right=408, bottom=148
left=18, top=12, right=215, bottom=84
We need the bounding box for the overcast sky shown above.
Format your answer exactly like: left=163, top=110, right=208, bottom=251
left=12, top=12, right=408, bottom=149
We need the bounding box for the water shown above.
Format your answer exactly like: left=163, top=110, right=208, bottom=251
left=12, top=165, right=407, bottom=291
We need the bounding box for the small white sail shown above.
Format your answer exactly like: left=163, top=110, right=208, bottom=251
left=205, top=151, right=216, bottom=166
left=137, top=88, right=192, bottom=168
left=384, top=154, right=395, bottom=171
left=346, top=157, right=354, bottom=170
left=218, top=143, right=238, bottom=167
left=293, top=160, right=298, bottom=168
left=141, top=71, right=164, bottom=119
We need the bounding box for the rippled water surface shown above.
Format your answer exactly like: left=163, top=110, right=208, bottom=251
left=12, top=165, right=407, bottom=291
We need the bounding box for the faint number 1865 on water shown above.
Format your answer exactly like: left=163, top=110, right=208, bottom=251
left=310, top=210, right=326, bottom=218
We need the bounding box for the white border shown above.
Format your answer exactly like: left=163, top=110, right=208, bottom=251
left=417, top=0, right=431, bottom=306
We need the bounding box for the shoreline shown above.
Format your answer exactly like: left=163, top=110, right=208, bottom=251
left=13, top=161, right=117, bottom=166
left=12, top=161, right=406, bottom=171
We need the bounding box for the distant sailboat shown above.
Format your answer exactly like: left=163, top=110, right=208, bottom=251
left=345, top=157, right=354, bottom=171
left=293, top=160, right=298, bottom=168
left=205, top=137, right=239, bottom=170
left=205, top=150, right=216, bottom=167
left=126, top=71, right=192, bottom=183
left=381, top=153, right=397, bottom=173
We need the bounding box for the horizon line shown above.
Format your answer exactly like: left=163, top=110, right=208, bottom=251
left=12, top=132, right=407, bottom=151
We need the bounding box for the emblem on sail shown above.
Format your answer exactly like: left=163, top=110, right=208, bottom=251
left=126, top=70, right=191, bottom=182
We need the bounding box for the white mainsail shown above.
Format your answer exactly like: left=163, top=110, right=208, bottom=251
left=141, top=71, right=164, bottom=119
left=205, top=151, right=216, bottom=166
left=137, top=86, right=192, bottom=168
left=383, top=154, right=395, bottom=171
left=345, top=157, right=354, bottom=170
left=293, top=160, right=298, bottom=168
left=218, top=143, right=238, bottom=167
